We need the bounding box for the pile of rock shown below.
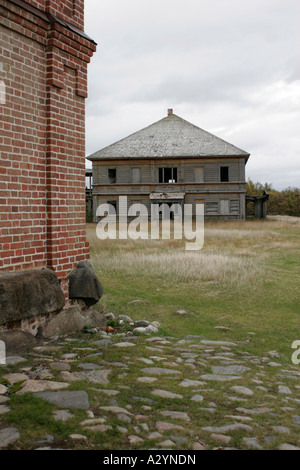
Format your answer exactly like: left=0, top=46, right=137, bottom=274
left=105, top=313, right=160, bottom=335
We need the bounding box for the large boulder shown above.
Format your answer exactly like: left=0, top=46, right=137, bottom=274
left=68, top=262, right=103, bottom=307
left=42, top=306, right=106, bottom=339
left=0, top=269, right=65, bottom=326
left=0, top=330, right=36, bottom=354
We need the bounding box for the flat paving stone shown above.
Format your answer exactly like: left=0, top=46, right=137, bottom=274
left=211, top=365, right=250, bottom=375
left=137, top=377, right=157, bottom=383
left=141, top=367, right=181, bottom=376
left=155, top=421, right=185, bottom=432
left=61, top=369, right=111, bottom=385
left=5, top=356, right=27, bottom=365
left=202, top=423, right=253, bottom=433
left=49, top=362, right=72, bottom=371
left=99, top=406, right=133, bottom=416
left=159, top=410, right=190, bottom=421
left=35, top=391, right=90, bottom=409
left=0, top=428, right=20, bottom=448
left=2, top=373, right=28, bottom=385
left=243, top=437, right=263, bottom=450
left=16, top=380, right=69, bottom=394
left=53, top=410, right=73, bottom=422
left=179, top=379, right=205, bottom=387
left=152, top=389, right=183, bottom=399
left=201, top=340, right=237, bottom=347
left=230, top=386, right=254, bottom=396
left=200, top=374, right=240, bottom=382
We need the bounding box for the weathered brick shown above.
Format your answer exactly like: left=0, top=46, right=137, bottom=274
left=0, top=0, right=96, bottom=290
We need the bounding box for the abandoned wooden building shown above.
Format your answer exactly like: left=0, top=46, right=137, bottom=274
left=87, top=110, right=250, bottom=221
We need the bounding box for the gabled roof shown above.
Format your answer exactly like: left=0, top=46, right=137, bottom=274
left=87, top=111, right=250, bottom=161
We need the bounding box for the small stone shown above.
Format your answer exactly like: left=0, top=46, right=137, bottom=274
left=137, top=377, right=157, bottom=383
left=134, top=320, right=150, bottom=327
left=62, top=353, right=77, bottom=359
left=200, top=374, right=239, bottom=382
left=0, top=384, right=8, bottom=395
left=99, top=406, right=133, bottom=416
left=70, top=434, right=87, bottom=440
left=141, top=367, right=181, bottom=376
left=5, top=356, right=27, bottom=365
left=145, top=325, right=158, bottom=334
left=118, top=315, right=133, bottom=323
left=193, top=442, right=205, bottom=450
left=155, top=421, right=184, bottom=432
left=35, top=391, right=90, bottom=409
left=272, top=426, right=290, bottom=434
left=201, top=340, right=237, bottom=346
left=137, top=357, right=154, bottom=365
left=214, top=326, right=231, bottom=331
left=86, top=425, right=112, bottom=432
left=211, top=434, right=231, bottom=444
left=177, top=310, right=187, bottom=315
left=268, top=350, right=280, bottom=358
left=278, top=385, right=292, bottom=394
left=279, top=443, right=300, bottom=450
left=152, top=389, right=183, bottom=399
left=147, top=432, right=162, bottom=440
left=2, top=373, right=28, bottom=385
left=80, top=418, right=106, bottom=427
left=0, top=428, right=20, bottom=448
left=128, top=435, right=143, bottom=444
left=202, top=423, right=253, bottom=433
left=53, top=410, right=73, bottom=422
left=243, top=437, right=263, bottom=450
left=117, top=426, right=128, bottom=434
left=230, top=386, right=254, bottom=396
left=0, top=405, right=10, bottom=414
left=236, top=407, right=272, bottom=415
left=16, top=380, right=69, bottom=395
left=159, top=439, right=175, bottom=447
left=179, top=379, right=205, bottom=387
left=190, top=394, right=204, bottom=402
left=115, top=342, right=136, bottom=348
left=211, top=365, right=250, bottom=375
left=160, top=410, right=190, bottom=421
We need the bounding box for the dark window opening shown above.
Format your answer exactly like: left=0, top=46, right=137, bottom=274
left=220, top=166, right=229, bottom=182
left=108, top=168, right=116, bottom=183
left=158, top=167, right=178, bottom=183
left=107, top=200, right=117, bottom=215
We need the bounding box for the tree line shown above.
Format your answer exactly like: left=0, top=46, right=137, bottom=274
left=246, top=179, right=300, bottom=217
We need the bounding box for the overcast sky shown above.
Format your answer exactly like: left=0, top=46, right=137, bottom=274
left=85, top=0, right=300, bottom=190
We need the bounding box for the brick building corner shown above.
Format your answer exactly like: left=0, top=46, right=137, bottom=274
left=0, top=0, right=97, bottom=294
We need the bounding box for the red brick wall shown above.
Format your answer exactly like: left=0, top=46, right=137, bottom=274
left=0, top=0, right=96, bottom=279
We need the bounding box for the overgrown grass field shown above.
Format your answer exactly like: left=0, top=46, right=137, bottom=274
left=88, top=216, right=300, bottom=363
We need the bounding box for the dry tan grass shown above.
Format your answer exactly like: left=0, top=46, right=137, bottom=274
left=87, top=216, right=300, bottom=285
left=92, top=250, right=260, bottom=284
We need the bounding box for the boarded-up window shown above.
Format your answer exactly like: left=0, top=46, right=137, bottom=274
left=230, top=199, right=239, bottom=215
left=220, top=200, right=229, bottom=214
left=206, top=201, right=219, bottom=215
left=194, top=167, right=204, bottom=183
left=132, top=168, right=141, bottom=183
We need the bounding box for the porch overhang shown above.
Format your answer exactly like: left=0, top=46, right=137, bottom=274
left=150, top=192, right=185, bottom=200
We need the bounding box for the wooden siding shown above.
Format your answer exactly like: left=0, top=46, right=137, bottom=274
left=91, top=157, right=247, bottom=220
